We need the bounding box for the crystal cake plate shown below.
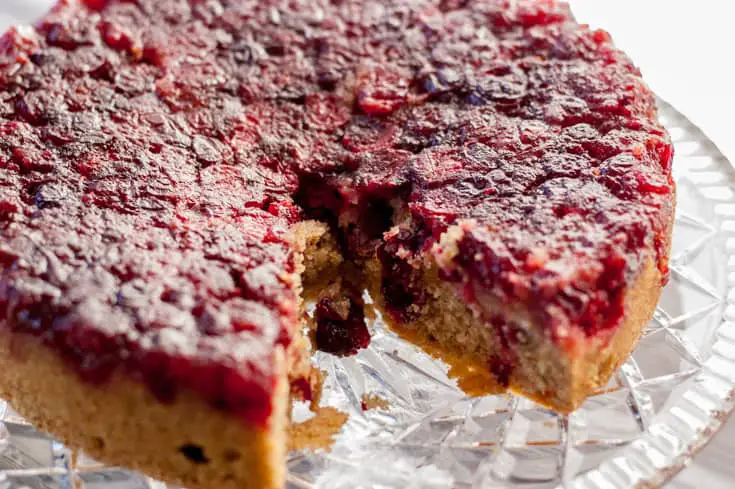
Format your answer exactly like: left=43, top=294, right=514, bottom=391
left=0, top=91, right=730, bottom=488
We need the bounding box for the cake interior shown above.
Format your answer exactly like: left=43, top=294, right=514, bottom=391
left=292, top=181, right=666, bottom=413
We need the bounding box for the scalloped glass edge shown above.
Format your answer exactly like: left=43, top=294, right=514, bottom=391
left=568, top=99, right=735, bottom=489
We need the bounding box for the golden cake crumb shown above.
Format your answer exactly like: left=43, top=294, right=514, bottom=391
left=361, top=394, right=390, bottom=411
left=288, top=407, right=349, bottom=452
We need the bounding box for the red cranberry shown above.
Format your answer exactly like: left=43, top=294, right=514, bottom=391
left=355, top=67, right=409, bottom=116
left=314, top=297, right=370, bottom=357
left=98, top=21, right=140, bottom=57
left=291, top=378, right=313, bottom=402
left=81, top=0, right=111, bottom=11
left=377, top=232, right=428, bottom=322
left=488, top=319, right=520, bottom=387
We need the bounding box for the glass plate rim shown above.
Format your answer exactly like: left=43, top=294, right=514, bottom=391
left=566, top=98, right=735, bottom=489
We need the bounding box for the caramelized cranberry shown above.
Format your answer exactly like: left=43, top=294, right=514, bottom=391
left=81, top=0, right=111, bottom=11
left=356, top=67, right=409, bottom=116
left=315, top=297, right=370, bottom=356
left=377, top=231, right=427, bottom=322
left=291, top=378, right=314, bottom=402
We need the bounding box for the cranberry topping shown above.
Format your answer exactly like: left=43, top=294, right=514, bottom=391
left=377, top=227, right=429, bottom=322
left=0, top=0, right=673, bottom=425
left=290, top=378, right=314, bottom=403
left=314, top=296, right=370, bottom=357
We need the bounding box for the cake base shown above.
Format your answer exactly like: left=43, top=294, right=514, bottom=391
left=0, top=220, right=344, bottom=489
left=365, top=257, right=662, bottom=413
left=0, top=334, right=289, bottom=489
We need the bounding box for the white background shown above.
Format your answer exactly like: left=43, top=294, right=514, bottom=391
left=571, top=0, right=735, bottom=165
left=1, top=1, right=734, bottom=487
left=570, top=4, right=735, bottom=487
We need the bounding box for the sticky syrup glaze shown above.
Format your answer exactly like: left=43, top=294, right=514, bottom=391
left=0, top=0, right=673, bottom=424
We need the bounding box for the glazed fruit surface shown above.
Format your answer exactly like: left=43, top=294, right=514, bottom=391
left=0, top=0, right=673, bottom=424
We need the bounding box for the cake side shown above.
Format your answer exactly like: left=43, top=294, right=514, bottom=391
left=0, top=333, right=289, bottom=489
left=0, top=220, right=334, bottom=489
left=366, top=256, right=662, bottom=413
left=365, top=193, right=674, bottom=412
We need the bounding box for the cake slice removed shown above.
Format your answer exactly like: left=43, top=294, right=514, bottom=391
left=304, top=22, right=676, bottom=411
left=307, top=99, right=674, bottom=414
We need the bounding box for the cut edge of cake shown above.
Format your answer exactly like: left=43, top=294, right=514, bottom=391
left=366, top=255, right=662, bottom=412
left=0, top=333, right=289, bottom=489
left=361, top=198, right=674, bottom=412
left=0, top=220, right=346, bottom=489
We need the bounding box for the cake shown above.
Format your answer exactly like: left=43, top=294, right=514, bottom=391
left=0, top=1, right=675, bottom=489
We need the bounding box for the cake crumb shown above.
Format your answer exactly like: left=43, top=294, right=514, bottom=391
left=288, top=407, right=348, bottom=452
left=360, top=394, right=389, bottom=411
